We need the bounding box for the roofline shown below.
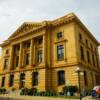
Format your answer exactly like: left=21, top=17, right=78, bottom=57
left=52, top=13, right=100, bottom=46
left=0, top=12, right=100, bottom=47
left=73, top=14, right=100, bottom=46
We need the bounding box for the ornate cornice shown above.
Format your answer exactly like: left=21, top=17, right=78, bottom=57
left=0, top=13, right=99, bottom=47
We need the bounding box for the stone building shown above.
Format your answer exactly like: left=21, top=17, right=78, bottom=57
left=0, top=13, right=100, bottom=92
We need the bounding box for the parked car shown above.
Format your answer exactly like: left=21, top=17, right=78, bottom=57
left=91, top=86, right=100, bottom=98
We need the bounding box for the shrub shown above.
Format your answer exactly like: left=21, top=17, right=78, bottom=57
left=58, top=92, right=64, bottom=96
left=28, top=88, right=37, bottom=96
left=36, top=91, right=45, bottom=96
left=20, top=88, right=38, bottom=96
left=0, top=88, right=6, bottom=94
left=45, top=90, right=57, bottom=96
left=20, top=88, right=29, bottom=95
left=63, top=86, right=78, bottom=96
left=0, top=88, right=2, bottom=94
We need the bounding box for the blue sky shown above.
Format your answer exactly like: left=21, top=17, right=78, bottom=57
left=0, top=0, right=100, bottom=54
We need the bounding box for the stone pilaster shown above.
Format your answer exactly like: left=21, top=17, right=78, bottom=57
left=19, top=42, right=23, bottom=68
left=9, top=46, right=14, bottom=70
left=30, top=39, right=34, bottom=66
left=42, top=35, right=46, bottom=64
left=33, top=40, right=36, bottom=65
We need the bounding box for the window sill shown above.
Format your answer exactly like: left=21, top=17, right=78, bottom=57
left=58, top=84, right=65, bottom=86
left=56, top=58, right=67, bottom=62
left=54, top=39, right=67, bottom=44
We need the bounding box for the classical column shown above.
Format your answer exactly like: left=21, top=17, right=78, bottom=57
left=9, top=46, right=14, bottom=70
left=42, top=35, right=46, bottom=63
left=33, top=40, right=36, bottom=65
left=30, top=39, right=34, bottom=66
left=19, top=42, right=23, bottom=68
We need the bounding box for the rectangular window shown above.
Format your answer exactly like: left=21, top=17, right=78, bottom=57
left=96, top=57, right=99, bottom=68
left=87, top=51, right=90, bottom=63
left=57, top=45, right=64, bottom=60
left=80, top=46, right=84, bottom=61
left=6, top=49, right=9, bottom=54
left=3, top=59, right=8, bottom=70
left=84, top=71, right=88, bottom=86
left=95, top=74, right=100, bottom=85
left=57, top=32, right=63, bottom=39
left=90, top=43, right=93, bottom=51
left=16, top=56, right=19, bottom=67
left=32, top=72, right=38, bottom=86
left=79, top=33, right=82, bottom=41
left=25, top=53, right=30, bottom=65
left=25, top=42, right=30, bottom=48
left=19, top=73, right=25, bottom=88
left=85, top=39, right=88, bottom=46
left=1, top=77, right=5, bottom=87
left=92, top=54, right=95, bottom=66
left=9, top=75, right=14, bottom=87
left=37, top=49, right=42, bottom=63
left=38, top=37, right=43, bottom=44
left=57, top=70, right=65, bottom=85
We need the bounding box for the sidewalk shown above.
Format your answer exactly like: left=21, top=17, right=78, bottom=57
left=0, top=94, right=98, bottom=100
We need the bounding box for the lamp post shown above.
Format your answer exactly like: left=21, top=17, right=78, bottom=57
left=75, top=67, right=83, bottom=100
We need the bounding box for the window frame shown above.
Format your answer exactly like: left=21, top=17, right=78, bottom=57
left=37, top=48, right=42, bottom=64
left=32, top=72, right=38, bottom=86
left=84, top=71, right=88, bottom=86
left=79, top=33, right=82, bottom=41
left=57, top=44, right=64, bottom=61
left=57, top=70, right=65, bottom=85
left=1, top=77, right=5, bottom=87
left=80, top=46, right=85, bottom=61
left=9, top=74, right=14, bottom=87
left=57, top=32, right=63, bottom=40
left=87, top=51, right=90, bottom=63
left=24, top=53, right=30, bottom=65
left=3, top=58, right=9, bottom=70
left=15, top=55, right=19, bottom=67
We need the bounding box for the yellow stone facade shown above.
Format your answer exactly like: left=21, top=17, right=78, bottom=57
left=0, top=13, right=100, bottom=92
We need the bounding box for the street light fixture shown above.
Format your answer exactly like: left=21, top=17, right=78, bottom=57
left=75, top=67, right=83, bottom=100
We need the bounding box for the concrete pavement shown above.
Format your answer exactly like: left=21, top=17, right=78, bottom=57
left=0, top=94, right=99, bottom=100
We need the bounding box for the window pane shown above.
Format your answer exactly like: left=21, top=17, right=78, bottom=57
left=32, top=72, right=38, bottom=86
left=57, top=32, right=63, bottom=39
left=57, top=45, right=64, bottom=60
left=38, top=49, right=42, bottom=63
left=9, top=75, right=14, bottom=87
left=19, top=73, right=25, bottom=88
left=1, top=77, right=5, bottom=87
left=57, top=70, right=65, bottom=85
left=87, top=51, right=90, bottom=63
left=25, top=53, right=30, bottom=65
left=16, top=56, right=19, bottom=67
left=80, top=46, right=84, bottom=60
left=4, top=59, right=8, bottom=70
left=84, top=71, right=88, bottom=86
